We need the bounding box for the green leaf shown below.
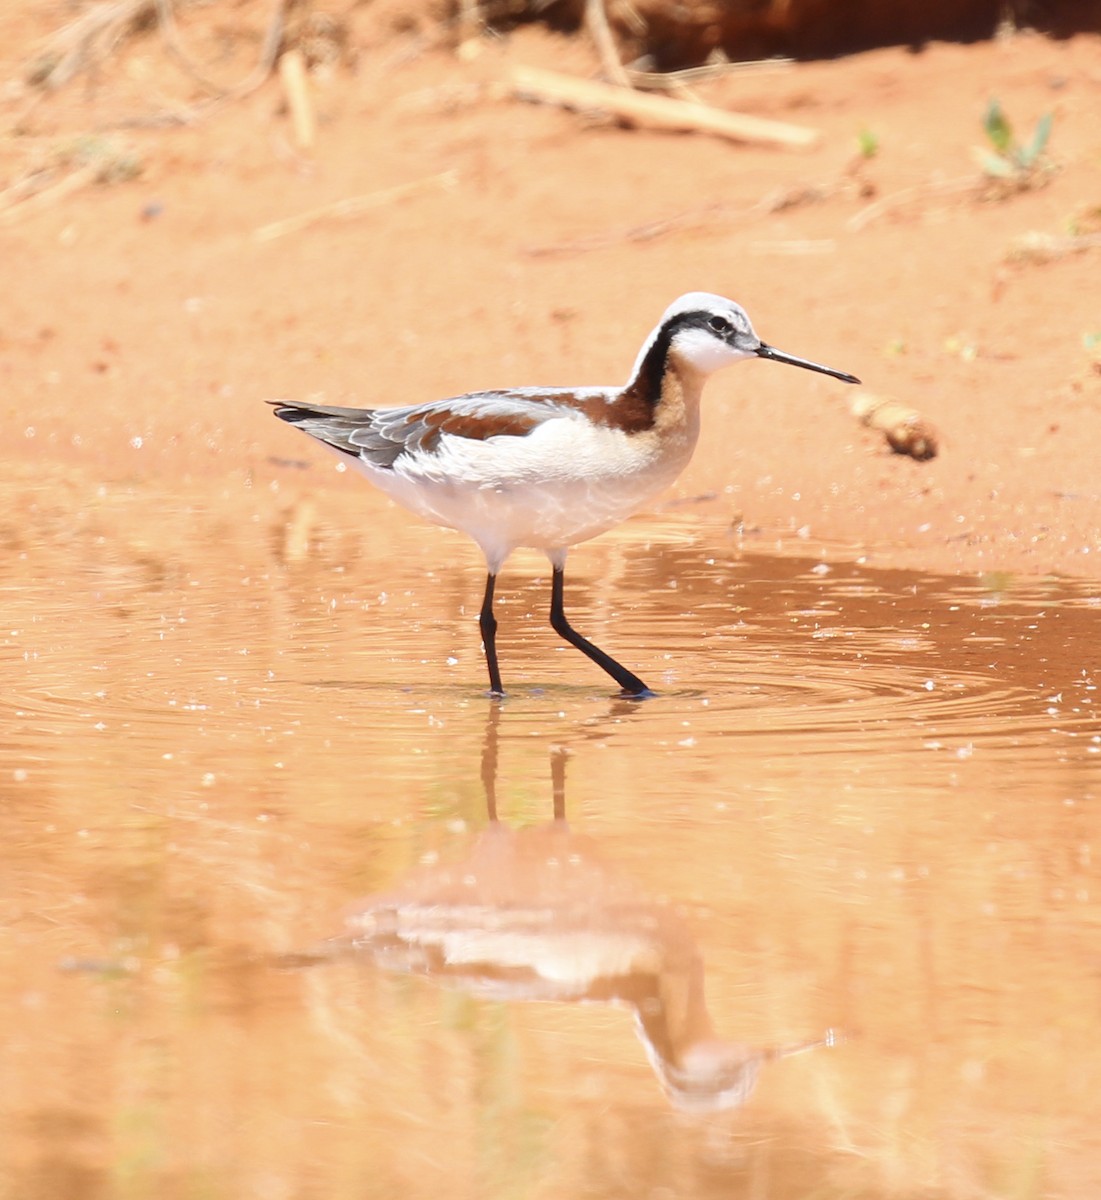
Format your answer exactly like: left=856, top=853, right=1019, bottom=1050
left=984, top=98, right=1013, bottom=154
left=1019, top=111, right=1053, bottom=167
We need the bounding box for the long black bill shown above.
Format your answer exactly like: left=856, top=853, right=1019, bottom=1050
left=756, top=343, right=861, bottom=385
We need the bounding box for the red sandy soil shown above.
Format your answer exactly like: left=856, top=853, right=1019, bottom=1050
left=2, top=5, right=1100, bottom=580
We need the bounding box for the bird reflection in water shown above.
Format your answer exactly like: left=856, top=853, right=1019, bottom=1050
left=336, top=709, right=837, bottom=1112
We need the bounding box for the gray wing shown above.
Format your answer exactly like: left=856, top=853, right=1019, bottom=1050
left=269, top=390, right=597, bottom=469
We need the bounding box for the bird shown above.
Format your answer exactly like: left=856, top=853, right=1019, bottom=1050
left=269, top=292, right=860, bottom=698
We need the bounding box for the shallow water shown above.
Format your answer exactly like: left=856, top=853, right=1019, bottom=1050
left=4, top=485, right=1100, bottom=1200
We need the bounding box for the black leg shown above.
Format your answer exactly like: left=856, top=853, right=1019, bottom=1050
left=549, top=566, right=652, bottom=698
left=479, top=572, right=505, bottom=697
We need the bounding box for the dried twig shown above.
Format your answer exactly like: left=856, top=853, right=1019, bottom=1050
left=0, top=165, right=98, bottom=224
left=253, top=171, right=458, bottom=242
left=509, top=65, right=820, bottom=149
left=0, top=134, right=142, bottom=221
left=153, top=0, right=287, bottom=99
left=278, top=48, right=315, bottom=150
left=526, top=201, right=732, bottom=256
left=0, top=166, right=54, bottom=213
left=585, top=0, right=630, bottom=88
left=524, top=180, right=833, bottom=257
left=847, top=175, right=977, bottom=232
left=626, top=58, right=794, bottom=90
left=24, top=0, right=152, bottom=91
left=458, top=0, right=484, bottom=44
left=17, top=0, right=287, bottom=131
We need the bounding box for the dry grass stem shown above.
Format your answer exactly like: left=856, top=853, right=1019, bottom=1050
left=153, top=0, right=287, bottom=99
left=458, top=0, right=484, bottom=44
left=525, top=180, right=834, bottom=256
left=585, top=0, right=631, bottom=87
left=525, top=201, right=732, bottom=256
left=24, top=0, right=154, bottom=91
left=253, top=171, right=458, bottom=242
left=848, top=176, right=978, bottom=231
left=20, top=0, right=287, bottom=126
left=0, top=164, right=99, bottom=224
left=0, top=135, right=142, bottom=221
left=278, top=48, right=315, bottom=151
left=627, top=58, right=794, bottom=90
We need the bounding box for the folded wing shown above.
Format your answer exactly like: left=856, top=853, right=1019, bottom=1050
left=270, top=390, right=586, bottom=470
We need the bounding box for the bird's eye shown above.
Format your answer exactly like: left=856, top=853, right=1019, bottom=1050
left=707, top=315, right=733, bottom=335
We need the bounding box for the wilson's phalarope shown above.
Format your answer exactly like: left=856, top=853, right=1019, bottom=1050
left=270, top=292, right=859, bottom=697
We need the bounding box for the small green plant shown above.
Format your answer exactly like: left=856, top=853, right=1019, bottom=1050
left=976, top=98, right=1053, bottom=188
left=856, top=126, right=879, bottom=159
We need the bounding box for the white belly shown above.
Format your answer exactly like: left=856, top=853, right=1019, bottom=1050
left=350, top=415, right=698, bottom=570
